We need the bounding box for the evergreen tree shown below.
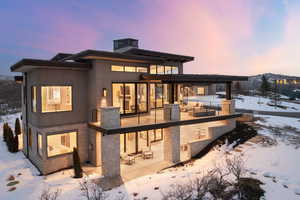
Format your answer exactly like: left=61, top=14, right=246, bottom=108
left=260, top=75, right=270, bottom=96
left=6, top=126, right=14, bottom=152
left=73, top=148, right=83, bottom=178
left=12, top=134, right=19, bottom=153
left=15, top=118, right=21, bottom=135
left=3, top=123, right=8, bottom=142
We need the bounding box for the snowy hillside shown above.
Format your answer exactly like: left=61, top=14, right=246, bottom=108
left=187, top=95, right=300, bottom=112
left=1, top=113, right=300, bottom=199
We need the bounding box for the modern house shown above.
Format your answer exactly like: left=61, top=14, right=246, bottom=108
left=11, top=38, right=247, bottom=179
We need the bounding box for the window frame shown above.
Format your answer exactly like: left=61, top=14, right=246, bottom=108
left=41, top=85, right=73, bottom=113
left=31, top=86, right=37, bottom=113
left=37, top=132, right=43, bottom=157
left=46, top=130, right=78, bottom=159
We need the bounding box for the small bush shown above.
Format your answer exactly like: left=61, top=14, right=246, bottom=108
left=80, top=180, right=108, bottom=200
left=40, top=188, right=61, bottom=200
left=73, top=147, right=83, bottom=178
left=3, top=123, right=8, bottom=142
left=238, top=178, right=265, bottom=200
left=3, top=123, right=19, bottom=153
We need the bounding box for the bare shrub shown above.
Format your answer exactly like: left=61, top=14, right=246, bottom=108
left=161, top=183, right=193, bottom=200
left=80, top=180, right=108, bottom=200
left=80, top=180, right=124, bottom=200
left=39, top=188, right=61, bottom=200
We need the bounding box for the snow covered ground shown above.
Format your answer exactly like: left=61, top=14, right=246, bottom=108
left=1, top=113, right=300, bottom=199
left=186, top=95, right=300, bottom=112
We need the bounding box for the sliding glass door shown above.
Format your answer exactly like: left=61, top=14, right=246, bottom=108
left=112, top=83, right=148, bottom=115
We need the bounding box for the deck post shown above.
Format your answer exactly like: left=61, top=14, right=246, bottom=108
left=163, top=104, right=181, bottom=164
left=100, top=107, right=121, bottom=178
left=225, top=82, right=232, bottom=100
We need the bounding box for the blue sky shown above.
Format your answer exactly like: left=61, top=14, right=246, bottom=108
left=1, top=0, right=299, bottom=76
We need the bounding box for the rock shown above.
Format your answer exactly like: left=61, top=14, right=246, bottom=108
left=263, top=172, right=274, bottom=178
left=283, top=184, right=288, bottom=188
left=154, top=186, right=159, bottom=190
left=250, top=172, right=257, bottom=175
left=7, top=175, right=15, bottom=181
left=133, top=192, right=138, bottom=197
left=294, top=188, right=300, bottom=195
left=8, top=187, right=16, bottom=192
left=7, top=181, right=19, bottom=187
left=17, top=173, right=22, bottom=176
left=143, top=197, right=148, bottom=200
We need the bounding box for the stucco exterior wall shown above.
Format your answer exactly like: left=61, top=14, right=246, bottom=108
left=27, top=123, right=88, bottom=175
left=26, top=69, right=88, bottom=128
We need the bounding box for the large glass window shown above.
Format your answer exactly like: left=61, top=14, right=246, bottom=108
left=163, top=84, right=170, bottom=105
left=41, top=86, right=72, bottom=113
left=111, top=65, right=124, bottom=72
left=112, top=84, right=124, bottom=114
left=155, top=84, right=163, bottom=108
left=112, top=83, right=148, bottom=115
left=150, top=84, right=156, bottom=109
left=37, top=133, right=42, bottom=157
left=137, top=84, right=147, bottom=112
left=47, top=131, right=77, bottom=157
left=124, top=84, right=135, bottom=114
left=31, top=86, right=37, bottom=112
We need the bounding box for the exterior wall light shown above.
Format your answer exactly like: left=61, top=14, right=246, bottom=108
left=103, top=88, right=107, bottom=97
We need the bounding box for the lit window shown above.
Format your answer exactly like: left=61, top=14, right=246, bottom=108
left=136, top=67, right=148, bottom=73
left=111, top=65, right=124, bottom=72
left=197, top=87, right=205, bottom=95
left=124, top=66, right=136, bottom=72
left=165, top=66, right=172, bottom=74
left=37, top=133, right=42, bottom=157
left=41, top=86, right=72, bottom=113
left=31, top=86, right=37, bottom=112
left=47, top=131, right=77, bottom=157
left=172, top=66, right=179, bottom=74
left=157, top=65, right=164, bottom=74
left=150, top=65, right=157, bottom=74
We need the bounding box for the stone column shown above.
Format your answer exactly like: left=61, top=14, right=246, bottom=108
left=221, top=100, right=235, bottom=115
left=163, top=104, right=181, bottom=164
left=100, top=107, right=120, bottom=178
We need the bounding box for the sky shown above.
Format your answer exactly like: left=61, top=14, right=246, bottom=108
left=0, top=0, right=300, bottom=76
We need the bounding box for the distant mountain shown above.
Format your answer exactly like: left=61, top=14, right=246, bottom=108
left=247, top=73, right=300, bottom=90
left=0, top=75, right=13, bottom=81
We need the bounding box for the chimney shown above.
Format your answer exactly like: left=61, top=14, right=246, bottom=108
left=113, top=38, right=138, bottom=52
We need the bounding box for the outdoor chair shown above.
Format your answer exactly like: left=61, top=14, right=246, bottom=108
left=142, top=147, right=154, bottom=159
left=121, top=154, right=136, bottom=165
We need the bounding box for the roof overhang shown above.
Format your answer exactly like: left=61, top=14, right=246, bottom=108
left=141, top=74, right=248, bottom=83
left=124, top=48, right=194, bottom=63
left=64, top=50, right=164, bottom=64
left=10, top=59, right=91, bottom=72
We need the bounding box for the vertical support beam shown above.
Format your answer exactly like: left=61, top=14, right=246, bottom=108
left=100, top=107, right=120, bottom=178
left=226, top=82, right=232, bottom=100
left=170, top=83, right=175, bottom=104
left=163, top=104, right=180, bottom=164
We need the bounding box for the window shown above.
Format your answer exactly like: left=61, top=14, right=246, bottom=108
left=172, top=66, right=179, bottom=74
left=37, top=133, right=42, bottom=157
left=111, top=65, right=124, bottom=72
left=150, top=65, right=157, bottom=74
left=197, top=87, right=205, bottom=95
left=150, top=65, right=179, bottom=74
left=47, top=131, right=77, bottom=157
left=31, top=86, right=37, bottom=112
left=136, top=67, right=148, bottom=73
left=112, top=83, right=148, bottom=115
left=157, top=65, right=165, bottom=74
left=41, top=86, right=72, bottom=113
left=124, top=66, right=136, bottom=72
left=165, top=66, right=172, bottom=74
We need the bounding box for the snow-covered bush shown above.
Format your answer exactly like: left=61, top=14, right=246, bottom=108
left=39, top=188, right=61, bottom=200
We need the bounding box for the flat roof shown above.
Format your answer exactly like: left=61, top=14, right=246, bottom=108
left=124, top=48, right=194, bottom=63
left=141, top=74, right=248, bottom=83
left=63, top=49, right=165, bottom=63
left=10, top=59, right=90, bottom=72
